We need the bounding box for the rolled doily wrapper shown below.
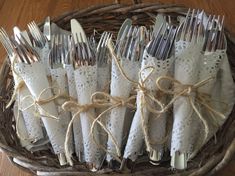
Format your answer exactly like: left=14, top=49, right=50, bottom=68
left=97, top=65, right=110, bottom=152
left=8, top=54, right=45, bottom=144
left=170, top=40, right=203, bottom=170
left=15, top=62, right=67, bottom=165
left=74, top=65, right=103, bottom=168
left=106, top=59, right=139, bottom=162
left=35, top=44, right=51, bottom=76
left=124, top=52, right=174, bottom=161
left=14, top=101, right=49, bottom=152
left=148, top=96, right=167, bottom=162
left=64, top=64, right=84, bottom=162
left=214, top=53, right=235, bottom=118
left=13, top=101, right=34, bottom=150
left=195, top=49, right=235, bottom=150
left=13, top=74, right=45, bottom=144
left=50, top=67, right=74, bottom=157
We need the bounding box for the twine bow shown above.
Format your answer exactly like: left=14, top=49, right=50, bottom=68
left=20, top=87, right=62, bottom=120
left=107, top=39, right=165, bottom=153
left=62, top=91, right=136, bottom=165
left=155, top=75, right=227, bottom=158
left=62, top=39, right=166, bottom=164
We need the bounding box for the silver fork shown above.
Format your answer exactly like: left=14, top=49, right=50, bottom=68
left=116, top=25, right=143, bottom=61
left=204, top=15, right=225, bottom=52
left=12, top=27, right=40, bottom=64
left=0, top=28, right=17, bottom=60
left=180, top=9, right=204, bottom=43
left=147, top=24, right=177, bottom=60
left=12, top=33, right=40, bottom=64
left=217, top=16, right=225, bottom=50
left=28, top=21, right=47, bottom=48
left=96, top=31, right=112, bottom=66
left=49, top=34, right=66, bottom=69
left=73, top=34, right=95, bottom=68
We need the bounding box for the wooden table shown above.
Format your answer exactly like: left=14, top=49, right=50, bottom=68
left=0, top=0, right=234, bottom=175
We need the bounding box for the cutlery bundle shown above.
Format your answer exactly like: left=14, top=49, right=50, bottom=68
left=0, top=9, right=234, bottom=172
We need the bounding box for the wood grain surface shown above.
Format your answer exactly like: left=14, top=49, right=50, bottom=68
left=0, top=0, right=234, bottom=175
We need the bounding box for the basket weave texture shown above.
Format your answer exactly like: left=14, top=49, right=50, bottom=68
left=0, top=2, right=235, bottom=176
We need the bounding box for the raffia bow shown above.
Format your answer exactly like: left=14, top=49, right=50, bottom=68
left=106, top=39, right=165, bottom=153
left=62, top=39, right=166, bottom=165
left=155, top=75, right=227, bottom=158
left=62, top=92, right=136, bottom=165
left=20, top=87, right=63, bottom=120
left=15, top=87, right=70, bottom=141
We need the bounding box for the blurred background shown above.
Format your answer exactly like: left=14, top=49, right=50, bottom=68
left=0, top=0, right=234, bottom=175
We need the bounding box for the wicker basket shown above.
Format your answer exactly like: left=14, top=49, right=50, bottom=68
left=0, top=2, right=235, bottom=176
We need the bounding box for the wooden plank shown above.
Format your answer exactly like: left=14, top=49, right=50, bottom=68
left=0, top=153, right=32, bottom=176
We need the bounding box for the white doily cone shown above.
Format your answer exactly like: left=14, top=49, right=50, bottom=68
left=124, top=51, right=174, bottom=161
left=195, top=50, right=235, bottom=150
left=170, top=40, right=203, bottom=169
left=74, top=65, right=103, bottom=168
left=15, top=62, right=67, bottom=165
left=50, top=67, right=74, bottom=156
left=64, top=64, right=84, bottom=161
left=97, top=65, right=110, bottom=152
left=106, top=59, right=139, bottom=161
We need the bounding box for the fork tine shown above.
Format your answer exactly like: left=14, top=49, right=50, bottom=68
left=131, top=28, right=140, bottom=61
left=165, top=27, right=177, bottom=60
left=196, top=10, right=204, bottom=43
left=205, top=15, right=216, bottom=52
left=116, top=25, right=129, bottom=57
left=32, top=21, right=46, bottom=44
left=191, top=10, right=200, bottom=43
left=122, top=26, right=133, bottom=58
left=217, top=15, right=225, bottom=50
left=0, top=28, right=15, bottom=57
left=14, top=35, right=31, bottom=64
left=97, top=32, right=105, bottom=54
left=211, top=15, right=220, bottom=52
left=28, top=23, right=41, bottom=47
left=28, top=21, right=46, bottom=48
left=0, top=33, right=12, bottom=57
left=186, top=9, right=195, bottom=42
left=139, top=26, right=146, bottom=60
left=149, top=22, right=165, bottom=55
left=126, top=27, right=137, bottom=60
left=154, top=26, right=168, bottom=58
left=180, top=8, right=191, bottom=41
left=203, top=15, right=212, bottom=51
left=160, top=26, right=173, bottom=60
left=100, top=32, right=109, bottom=64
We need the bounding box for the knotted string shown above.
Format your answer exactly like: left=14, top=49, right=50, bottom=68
left=155, top=76, right=227, bottom=158
left=107, top=39, right=165, bottom=152
left=14, top=86, right=67, bottom=142
left=62, top=39, right=165, bottom=164
left=62, top=92, right=136, bottom=165
left=20, top=87, right=62, bottom=120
